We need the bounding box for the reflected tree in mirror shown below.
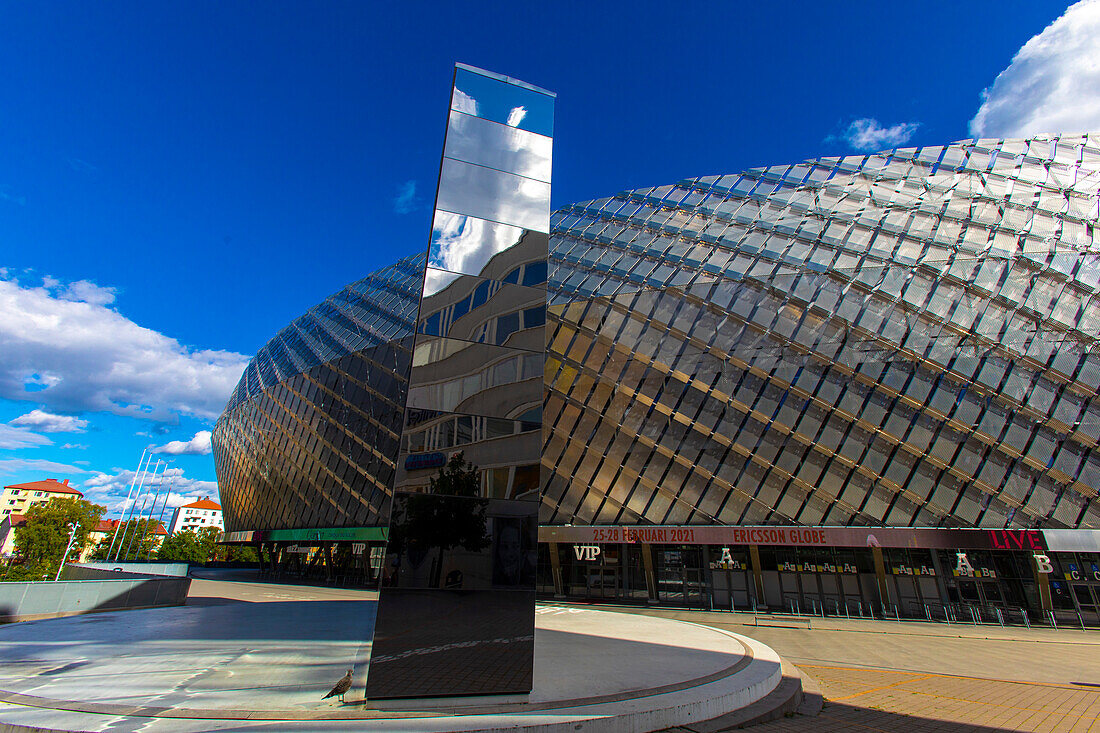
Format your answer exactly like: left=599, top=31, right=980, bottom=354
left=430, top=451, right=482, bottom=497
left=386, top=453, right=490, bottom=589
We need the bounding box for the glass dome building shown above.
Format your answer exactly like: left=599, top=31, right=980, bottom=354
left=215, top=133, right=1100, bottom=620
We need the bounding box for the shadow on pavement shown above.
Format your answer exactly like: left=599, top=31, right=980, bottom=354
left=757, top=702, right=1038, bottom=731
left=0, top=599, right=378, bottom=644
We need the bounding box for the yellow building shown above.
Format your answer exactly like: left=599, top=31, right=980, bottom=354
left=1, top=479, right=87, bottom=559
left=1, top=478, right=84, bottom=519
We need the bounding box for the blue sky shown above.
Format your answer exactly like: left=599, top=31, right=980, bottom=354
left=0, top=1, right=1094, bottom=515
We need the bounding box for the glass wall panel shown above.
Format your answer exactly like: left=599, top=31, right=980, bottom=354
left=428, top=211, right=548, bottom=282
left=452, top=65, right=554, bottom=137
left=406, top=336, right=543, bottom=418
left=444, top=110, right=552, bottom=182
left=437, top=158, right=550, bottom=233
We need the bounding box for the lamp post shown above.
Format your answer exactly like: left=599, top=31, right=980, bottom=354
left=55, top=523, right=79, bottom=581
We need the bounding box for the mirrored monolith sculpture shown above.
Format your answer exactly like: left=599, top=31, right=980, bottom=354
left=364, top=64, right=553, bottom=699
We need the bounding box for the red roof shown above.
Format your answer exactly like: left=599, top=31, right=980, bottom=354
left=92, top=518, right=166, bottom=535
left=4, top=478, right=83, bottom=497
left=182, top=497, right=221, bottom=510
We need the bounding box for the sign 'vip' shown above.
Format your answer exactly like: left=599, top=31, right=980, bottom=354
left=574, top=545, right=601, bottom=561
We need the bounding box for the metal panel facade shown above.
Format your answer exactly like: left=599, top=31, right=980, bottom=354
left=545, top=134, right=1100, bottom=531
left=216, top=134, right=1100, bottom=541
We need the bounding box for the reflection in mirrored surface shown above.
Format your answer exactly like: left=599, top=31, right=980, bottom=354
left=420, top=269, right=546, bottom=350
left=444, top=110, right=552, bottom=182
left=427, top=211, right=548, bottom=285
left=365, top=588, right=536, bottom=698
left=453, top=66, right=554, bottom=137
left=381, top=493, right=537, bottom=590
left=369, top=63, right=550, bottom=702
left=437, top=159, right=550, bottom=233
left=407, top=336, right=544, bottom=418
left=396, top=410, right=542, bottom=497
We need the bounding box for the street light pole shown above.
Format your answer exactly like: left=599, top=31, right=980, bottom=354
left=55, top=523, right=79, bottom=581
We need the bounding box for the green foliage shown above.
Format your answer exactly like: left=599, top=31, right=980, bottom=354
left=155, top=529, right=206, bottom=563
left=155, top=525, right=223, bottom=564
left=1, top=561, right=49, bottom=582
left=221, top=544, right=258, bottom=562
left=13, top=498, right=104, bottom=578
left=197, top=526, right=220, bottom=559
left=90, top=518, right=160, bottom=562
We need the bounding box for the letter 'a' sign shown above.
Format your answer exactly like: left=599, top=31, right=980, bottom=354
left=955, top=552, right=975, bottom=576
left=574, top=545, right=601, bottom=561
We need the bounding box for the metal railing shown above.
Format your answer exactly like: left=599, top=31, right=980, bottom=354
left=722, top=594, right=1093, bottom=631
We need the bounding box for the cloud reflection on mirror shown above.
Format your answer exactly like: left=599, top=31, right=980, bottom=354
left=444, top=110, right=552, bottom=182
left=452, top=68, right=553, bottom=138
left=437, top=159, right=550, bottom=233
left=427, top=211, right=525, bottom=289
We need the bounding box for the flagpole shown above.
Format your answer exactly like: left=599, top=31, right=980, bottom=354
left=106, top=450, right=148, bottom=561
left=116, top=459, right=160, bottom=562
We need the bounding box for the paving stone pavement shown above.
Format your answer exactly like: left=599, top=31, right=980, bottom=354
left=751, top=667, right=1100, bottom=732
left=563, top=604, right=1100, bottom=732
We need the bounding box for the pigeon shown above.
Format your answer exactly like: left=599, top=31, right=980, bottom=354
left=323, top=669, right=353, bottom=703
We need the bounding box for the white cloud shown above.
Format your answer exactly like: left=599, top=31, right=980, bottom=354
left=0, top=424, right=51, bottom=450
left=0, top=186, right=26, bottom=207
left=392, top=180, right=420, bottom=214
left=81, top=466, right=217, bottom=516
left=452, top=88, right=478, bottom=116
left=10, top=408, right=88, bottom=433
left=58, top=279, right=117, bottom=306
left=0, top=458, right=86, bottom=476
left=971, top=0, right=1100, bottom=138
left=833, top=118, right=920, bottom=151
left=60, top=443, right=88, bottom=450
left=153, top=430, right=212, bottom=456
left=506, top=106, right=527, bottom=128
left=0, top=275, right=250, bottom=421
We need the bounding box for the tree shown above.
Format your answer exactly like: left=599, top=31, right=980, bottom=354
left=219, top=544, right=258, bottom=562
left=155, top=529, right=207, bottom=563
left=89, top=518, right=160, bottom=562
left=13, top=498, right=104, bottom=579
left=155, top=525, right=223, bottom=564
left=196, top=526, right=220, bottom=560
